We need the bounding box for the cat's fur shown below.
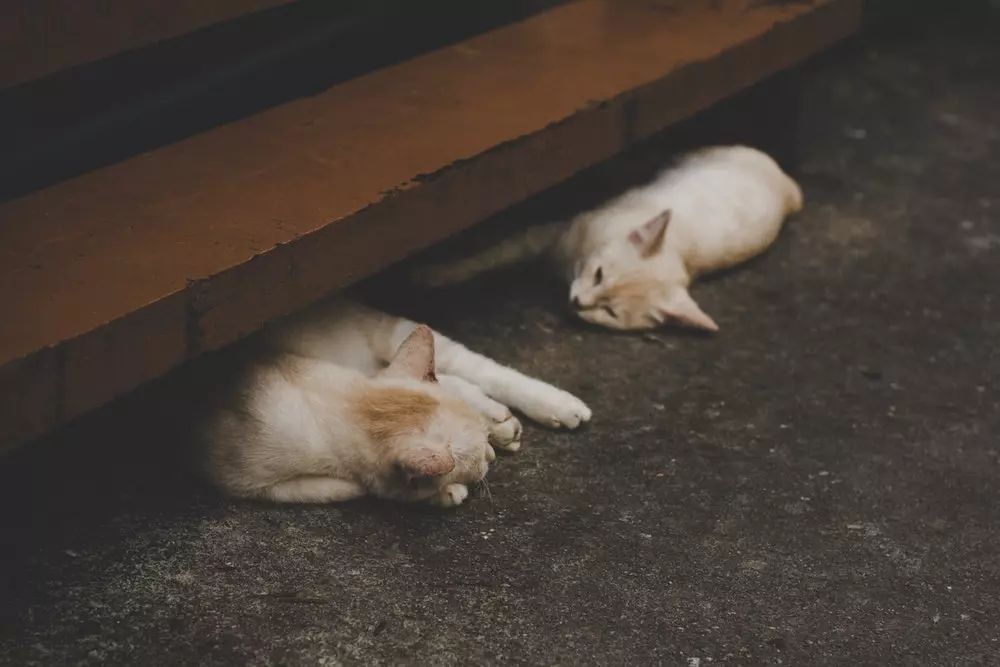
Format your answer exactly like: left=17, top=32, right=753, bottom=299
left=203, top=298, right=591, bottom=505
left=416, top=145, right=803, bottom=332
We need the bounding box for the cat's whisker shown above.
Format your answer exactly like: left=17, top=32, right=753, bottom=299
left=475, top=477, right=494, bottom=505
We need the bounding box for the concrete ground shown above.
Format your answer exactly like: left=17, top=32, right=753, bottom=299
left=2, top=15, right=999, bottom=666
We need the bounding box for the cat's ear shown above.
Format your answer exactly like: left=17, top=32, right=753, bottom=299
left=396, top=443, right=455, bottom=481
left=384, top=325, right=437, bottom=382
left=660, top=288, right=719, bottom=332
left=628, top=209, right=671, bottom=258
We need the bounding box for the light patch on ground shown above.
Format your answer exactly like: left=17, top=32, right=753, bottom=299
left=964, top=234, right=1000, bottom=254
left=824, top=214, right=879, bottom=246
left=873, top=153, right=928, bottom=176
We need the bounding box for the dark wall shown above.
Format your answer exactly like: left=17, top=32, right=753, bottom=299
left=0, top=1, right=563, bottom=202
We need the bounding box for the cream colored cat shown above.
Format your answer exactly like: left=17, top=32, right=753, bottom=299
left=204, top=298, right=591, bottom=506
left=416, top=145, right=803, bottom=332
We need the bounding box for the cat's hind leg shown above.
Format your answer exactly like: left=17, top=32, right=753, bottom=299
left=378, top=312, right=591, bottom=430
left=262, top=477, right=365, bottom=504
left=438, top=373, right=522, bottom=452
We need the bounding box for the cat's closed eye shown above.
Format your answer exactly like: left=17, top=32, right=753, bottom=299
left=602, top=305, right=617, bottom=318
left=593, top=267, right=603, bottom=286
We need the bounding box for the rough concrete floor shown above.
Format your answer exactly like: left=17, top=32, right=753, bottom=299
left=2, top=18, right=1000, bottom=667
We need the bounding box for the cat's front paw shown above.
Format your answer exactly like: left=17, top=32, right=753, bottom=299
left=431, top=483, right=469, bottom=508
left=488, top=412, right=522, bottom=452
left=522, top=388, right=592, bottom=430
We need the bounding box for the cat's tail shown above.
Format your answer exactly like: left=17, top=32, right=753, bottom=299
left=410, top=220, right=567, bottom=288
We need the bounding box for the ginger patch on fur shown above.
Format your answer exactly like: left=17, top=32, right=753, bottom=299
left=354, top=386, right=439, bottom=442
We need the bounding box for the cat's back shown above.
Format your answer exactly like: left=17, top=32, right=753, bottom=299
left=203, top=353, right=342, bottom=492
left=266, top=297, right=388, bottom=375
left=654, top=146, right=802, bottom=273
left=670, top=145, right=801, bottom=213
left=591, top=146, right=797, bottom=226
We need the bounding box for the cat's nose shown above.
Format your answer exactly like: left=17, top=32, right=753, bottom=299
left=571, top=296, right=583, bottom=310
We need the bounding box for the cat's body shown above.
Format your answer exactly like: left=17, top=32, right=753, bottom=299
left=203, top=298, right=591, bottom=505
left=417, top=145, right=802, bottom=331
left=269, top=299, right=591, bottom=430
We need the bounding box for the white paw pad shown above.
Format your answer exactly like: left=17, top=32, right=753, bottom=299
left=526, top=389, right=592, bottom=430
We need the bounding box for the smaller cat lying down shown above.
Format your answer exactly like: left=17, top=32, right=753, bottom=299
left=203, top=298, right=591, bottom=506
left=415, top=145, right=803, bottom=332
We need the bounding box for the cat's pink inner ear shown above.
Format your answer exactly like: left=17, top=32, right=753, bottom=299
left=385, top=325, right=438, bottom=382
left=628, top=209, right=671, bottom=257
left=661, top=289, right=719, bottom=332
left=397, top=444, right=455, bottom=480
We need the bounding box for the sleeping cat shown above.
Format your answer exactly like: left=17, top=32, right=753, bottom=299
left=203, top=298, right=591, bottom=506
left=415, top=145, right=803, bottom=332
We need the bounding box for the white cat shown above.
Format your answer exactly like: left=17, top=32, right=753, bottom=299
left=416, top=145, right=803, bottom=332
left=203, top=298, right=591, bottom=506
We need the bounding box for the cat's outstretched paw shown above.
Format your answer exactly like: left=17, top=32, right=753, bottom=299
left=488, top=412, right=523, bottom=453
left=522, top=388, right=592, bottom=430
left=431, top=483, right=470, bottom=508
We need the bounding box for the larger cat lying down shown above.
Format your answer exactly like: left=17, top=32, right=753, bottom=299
left=415, top=145, right=803, bottom=332
left=203, top=298, right=591, bottom=506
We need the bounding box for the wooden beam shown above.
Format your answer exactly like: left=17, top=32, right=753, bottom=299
left=0, top=0, right=863, bottom=452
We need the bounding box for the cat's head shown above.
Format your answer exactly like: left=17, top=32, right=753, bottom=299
left=567, top=209, right=718, bottom=332
left=359, top=325, right=494, bottom=503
